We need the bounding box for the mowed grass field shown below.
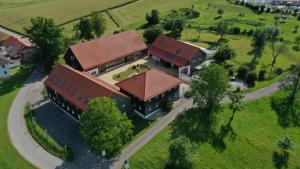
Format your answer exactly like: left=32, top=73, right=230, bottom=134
left=0, top=0, right=131, bottom=32
left=0, top=72, right=34, bottom=169
left=129, top=91, right=300, bottom=169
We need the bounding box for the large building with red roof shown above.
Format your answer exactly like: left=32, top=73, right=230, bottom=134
left=4, top=36, right=34, bottom=62
left=44, top=64, right=131, bottom=120
left=116, top=69, right=182, bottom=118
left=64, top=30, right=148, bottom=75
left=149, top=35, right=206, bottom=76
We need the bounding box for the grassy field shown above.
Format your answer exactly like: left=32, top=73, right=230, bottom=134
left=0, top=72, right=34, bottom=169
left=128, top=90, right=300, bottom=169
left=0, top=0, right=131, bottom=33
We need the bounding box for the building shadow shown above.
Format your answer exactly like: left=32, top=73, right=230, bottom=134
left=271, top=95, right=300, bottom=128
left=34, top=102, right=116, bottom=169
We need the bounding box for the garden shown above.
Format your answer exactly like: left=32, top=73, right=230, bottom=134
left=112, top=64, right=150, bottom=81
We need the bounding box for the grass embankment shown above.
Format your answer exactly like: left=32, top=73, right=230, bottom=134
left=113, top=64, right=149, bottom=81
left=128, top=91, right=300, bottom=169
left=24, top=104, right=74, bottom=162
left=0, top=70, right=34, bottom=169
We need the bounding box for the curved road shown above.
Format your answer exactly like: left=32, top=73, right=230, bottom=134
left=7, top=70, right=281, bottom=169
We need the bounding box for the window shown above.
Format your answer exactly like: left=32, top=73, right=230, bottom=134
left=155, top=103, right=159, bottom=108
left=149, top=106, right=152, bottom=111
left=72, top=110, right=75, bottom=114
left=162, top=93, right=165, bottom=97
left=67, top=106, right=70, bottom=111
left=122, top=103, right=126, bottom=108
left=77, top=114, right=80, bottom=119
left=1, top=65, right=5, bottom=69
left=4, top=71, right=7, bottom=74
left=62, top=103, right=65, bottom=107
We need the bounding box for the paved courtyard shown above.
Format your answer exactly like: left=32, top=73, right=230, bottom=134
left=98, top=56, right=178, bottom=85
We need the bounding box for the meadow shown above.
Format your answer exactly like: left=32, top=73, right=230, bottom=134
left=0, top=0, right=131, bottom=33
left=129, top=91, right=300, bottom=169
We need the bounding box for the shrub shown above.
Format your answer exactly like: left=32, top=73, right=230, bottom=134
left=228, top=68, right=234, bottom=76
left=162, top=100, right=173, bottom=112
left=230, top=26, right=241, bottom=35
left=237, top=65, right=249, bottom=80
left=247, top=29, right=254, bottom=36
left=246, top=71, right=257, bottom=86
left=275, top=67, right=283, bottom=75
left=258, top=69, right=266, bottom=81
left=184, top=90, right=193, bottom=98
left=143, top=27, right=162, bottom=44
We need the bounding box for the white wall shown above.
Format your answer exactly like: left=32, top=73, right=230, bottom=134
left=0, top=63, right=11, bottom=78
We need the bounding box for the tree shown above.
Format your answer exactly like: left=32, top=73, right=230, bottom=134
left=215, top=20, right=228, bottom=40
left=143, top=27, right=162, bottom=44
left=269, top=41, right=287, bottom=78
left=146, top=9, right=160, bottom=25
left=24, top=17, right=63, bottom=69
left=217, top=8, right=224, bottom=16
left=163, top=18, right=184, bottom=39
left=74, top=12, right=106, bottom=40
left=277, top=136, right=294, bottom=158
left=167, top=136, right=193, bottom=169
left=281, top=65, right=300, bottom=111
left=294, top=35, right=300, bottom=51
left=74, top=18, right=94, bottom=40
left=214, top=44, right=236, bottom=64
left=80, top=97, right=133, bottom=157
left=251, top=28, right=267, bottom=59
left=228, top=90, right=244, bottom=126
left=245, top=71, right=257, bottom=87
left=237, top=65, right=250, bottom=80
left=191, top=64, right=230, bottom=113
left=90, top=12, right=106, bottom=38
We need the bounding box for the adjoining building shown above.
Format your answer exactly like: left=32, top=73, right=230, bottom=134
left=64, top=30, right=148, bottom=75
left=3, top=36, right=34, bottom=62
left=116, top=69, right=182, bottom=119
left=0, top=55, right=11, bottom=78
left=149, top=35, right=207, bottom=77
left=44, top=64, right=131, bottom=120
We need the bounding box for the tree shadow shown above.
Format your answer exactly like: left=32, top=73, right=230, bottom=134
left=138, top=23, right=152, bottom=30
left=272, top=151, right=289, bottom=169
left=271, top=95, right=300, bottom=128
left=170, top=107, right=237, bottom=152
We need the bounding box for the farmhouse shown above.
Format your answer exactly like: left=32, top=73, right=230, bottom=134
left=3, top=36, right=34, bottom=62
left=64, top=30, right=148, bottom=75
left=44, top=64, right=131, bottom=120
left=116, top=69, right=182, bottom=118
left=149, top=35, right=206, bottom=76
left=0, top=55, right=11, bottom=78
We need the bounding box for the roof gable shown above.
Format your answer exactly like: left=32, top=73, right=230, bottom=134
left=149, top=35, right=202, bottom=66
left=4, top=36, right=32, bottom=57
left=69, top=30, right=148, bottom=70
left=116, top=69, right=181, bottom=101
left=44, top=64, right=127, bottom=110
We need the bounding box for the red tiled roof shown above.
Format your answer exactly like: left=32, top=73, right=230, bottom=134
left=69, top=30, right=148, bottom=70
left=44, top=64, right=128, bottom=110
left=0, top=56, right=10, bottom=65
left=149, top=35, right=202, bottom=67
left=4, top=36, right=32, bottom=57
left=116, top=69, right=182, bottom=101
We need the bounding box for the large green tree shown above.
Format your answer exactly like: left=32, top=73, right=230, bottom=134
left=191, top=64, right=230, bottom=113
left=74, top=12, right=106, bottom=40
left=215, top=20, right=228, bottom=40
left=146, top=9, right=160, bottom=25
left=167, top=136, right=193, bottom=169
left=213, top=44, right=236, bottom=64
left=251, top=28, right=267, bottom=60
left=281, top=65, right=300, bottom=111
left=143, top=26, right=162, bottom=44
left=80, top=97, right=133, bottom=157
left=163, top=18, right=184, bottom=39
left=277, top=136, right=294, bottom=158
left=24, top=17, right=63, bottom=69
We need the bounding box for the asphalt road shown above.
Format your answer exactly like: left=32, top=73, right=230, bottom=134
left=7, top=70, right=281, bottom=169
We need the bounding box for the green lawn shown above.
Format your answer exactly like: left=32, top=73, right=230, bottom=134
left=112, top=64, right=149, bottom=81
left=128, top=90, right=300, bottom=169
left=0, top=0, right=131, bottom=33
left=0, top=71, right=35, bottom=169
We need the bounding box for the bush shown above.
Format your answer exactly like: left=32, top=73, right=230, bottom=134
left=237, top=65, right=249, bottom=80
left=258, top=69, right=266, bottom=81
left=230, top=26, right=241, bottom=35
left=275, top=67, right=283, bottom=75
left=184, top=90, right=193, bottom=98
left=143, top=27, right=162, bottom=44
left=246, top=71, right=257, bottom=86
left=228, top=68, right=234, bottom=76
left=162, top=100, right=173, bottom=112
left=247, top=29, right=254, bottom=36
